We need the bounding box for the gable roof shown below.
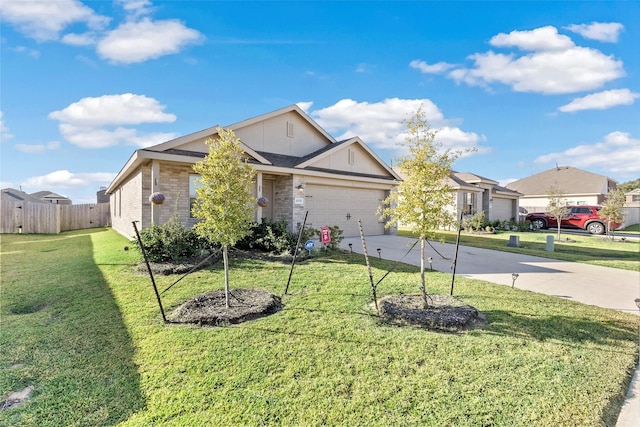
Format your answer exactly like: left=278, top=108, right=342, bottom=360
left=452, top=171, right=498, bottom=186
left=506, top=166, right=615, bottom=196
left=1, top=188, right=45, bottom=204
left=107, top=105, right=399, bottom=193
left=30, top=191, right=70, bottom=201
left=147, top=104, right=335, bottom=154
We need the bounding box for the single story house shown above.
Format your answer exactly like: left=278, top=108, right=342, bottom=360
left=392, top=169, right=521, bottom=223
left=107, top=105, right=401, bottom=239
left=506, top=166, right=617, bottom=213
left=1, top=188, right=72, bottom=205
left=449, top=172, right=521, bottom=222
left=622, top=189, right=640, bottom=228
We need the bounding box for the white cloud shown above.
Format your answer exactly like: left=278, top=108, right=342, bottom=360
left=1, top=111, right=13, bottom=140
left=116, top=0, right=153, bottom=18
left=565, top=22, right=624, bottom=43
left=49, top=93, right=176, bottom=127
left=0, top=0, right=109, bottom=41
left=96, top=18, right=203, bottom=64
left=534, top=131, right=640, bottom=175
left=489, top=26, right=575, bottom=51
left=409, top=59, right=455, bottom=74
left=14, top=141, right=60, bottom=154
left=310, top=98, right=485, bottom=154
left=1, top=0, right=201, bottom=65
left=49, top=93, right=178, bottom=148
left=559, top=89, right=640, bottom=112
left=355, top=63, right=375, bottom=73
left=23, top=170, right=116, bottom=189
left=61, top=32, right=97, bottom=46
left=443, top=26, right=624, bottom=94
left=13, top=46, right=40, bottom=58
left=296, top=102, right=314, bottom=113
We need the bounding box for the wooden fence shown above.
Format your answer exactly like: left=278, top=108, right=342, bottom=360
left=0, top=200, right=110, bottom=234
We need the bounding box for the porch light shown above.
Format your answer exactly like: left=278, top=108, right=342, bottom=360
left=296, top=184, right=304, bottom=193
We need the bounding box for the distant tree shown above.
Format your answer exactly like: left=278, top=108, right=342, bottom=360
left=192, top=127, right=256, bottom=308
left=617, top=178, right=640, bottom=194
left=545, top=185, right=571, bottom=241
left=600, top=188, right=626, bottom=238
left=379, top=108, right=474, bottom=308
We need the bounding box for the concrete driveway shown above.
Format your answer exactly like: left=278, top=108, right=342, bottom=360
left=341, top=235, right=640, bottom=314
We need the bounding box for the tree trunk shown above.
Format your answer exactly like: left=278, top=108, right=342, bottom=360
left=223, top=244, right=230, bottom=308
left=420, top=237, right=428, bottom=309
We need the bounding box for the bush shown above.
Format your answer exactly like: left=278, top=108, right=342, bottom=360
left=325, top=225, right=344, bottom=250
left=236, top=219, right=297, bottom=255
left=462, top=212, right=487, bottom=232
left=134, top=212, right=210, bottom=263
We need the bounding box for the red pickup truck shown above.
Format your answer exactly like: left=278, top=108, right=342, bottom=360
left=525, top=205, right=622, bottom=235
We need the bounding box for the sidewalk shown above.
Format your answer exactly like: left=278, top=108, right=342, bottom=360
left=341, top=235, right=640, bottom=426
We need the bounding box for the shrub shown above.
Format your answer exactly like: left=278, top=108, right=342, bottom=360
left=462, top=212, right=487, bottom=232
left=325, top=225, right=344, bottom=250
left=134, top=212, right=210, bottom=263
left=236, top=219, right=297, bottom=255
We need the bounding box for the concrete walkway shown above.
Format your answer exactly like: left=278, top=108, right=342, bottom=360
left=341, top=235, right=640, bottom=427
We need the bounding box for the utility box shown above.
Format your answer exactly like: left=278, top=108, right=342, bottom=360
left=507, top=235, right=520, bottom=247
left=546, top=235, right=555, bottom=252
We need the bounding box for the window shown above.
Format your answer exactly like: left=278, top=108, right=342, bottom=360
left=189, top=175, right=202, bottom=217
left=632, top=195, right=640, bottom=202
left=463, top=192, right=476, bottom=215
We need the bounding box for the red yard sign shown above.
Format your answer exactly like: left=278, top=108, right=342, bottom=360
left=320, top=226, right=331, bottom=244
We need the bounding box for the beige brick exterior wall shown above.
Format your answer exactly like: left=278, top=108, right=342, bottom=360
left=273, top=175, right=293, bottom=226
left=110, top=168, right=143, bottom=239
left=148, top=162, right=196, bottom=228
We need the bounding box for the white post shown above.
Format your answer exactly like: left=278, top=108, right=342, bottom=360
left=256, top=172, right=263, bottom=223
left=151, top=160, right=160, bottom=224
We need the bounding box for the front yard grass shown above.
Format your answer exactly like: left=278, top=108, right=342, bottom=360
left=397, top=229, right=640, bottom=272
left=1, top=229, right=638, bottom=426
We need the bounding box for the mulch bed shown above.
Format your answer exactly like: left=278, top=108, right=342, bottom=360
left=168, top=288, right=283, bottom=326
left=378, top=294, right=484, bottom=331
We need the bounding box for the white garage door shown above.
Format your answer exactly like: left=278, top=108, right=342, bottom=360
left=491, top=198, right=515, bottom=221
left=305, top=185, right=386, bottom=237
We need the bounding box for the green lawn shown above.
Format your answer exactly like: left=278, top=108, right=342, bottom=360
left=397, top=229, right=640, bottom=272
left=1, top=229, right=638, bottom=426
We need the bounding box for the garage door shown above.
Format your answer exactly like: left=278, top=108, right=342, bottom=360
left=305, top=185, right=386, bottom=237
left=491, top=198, right=515, bottom=221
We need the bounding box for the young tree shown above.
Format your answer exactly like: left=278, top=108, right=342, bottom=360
left=379, top=108, right=472, bottom=308
left=600, top=188, right=625, bottom=239
left=546, top=185, right=570, bottom=241
left=192, top=126, right=256, bottom=308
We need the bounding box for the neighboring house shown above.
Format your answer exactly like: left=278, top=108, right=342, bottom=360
left=449, top=172, right=521, bottom=222
left=1, top=188, right=72, bottom=205
left=622, top=189, right=640, bottom=228
left=106, top=105, right=401, bottom=239
left=506, top=166, right=616, bottom=213
left=1, top=188, right=47, bottom=204
left=391, top=169, right=521, bottom=223
left=30, top=191, right=72, bottom=205
left=96, top=187, right=109, bottom=203
left=626, top=188, right=640, bottom=204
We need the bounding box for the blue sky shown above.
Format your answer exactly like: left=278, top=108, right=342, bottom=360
left=1, top=0, right=639, bottom=203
